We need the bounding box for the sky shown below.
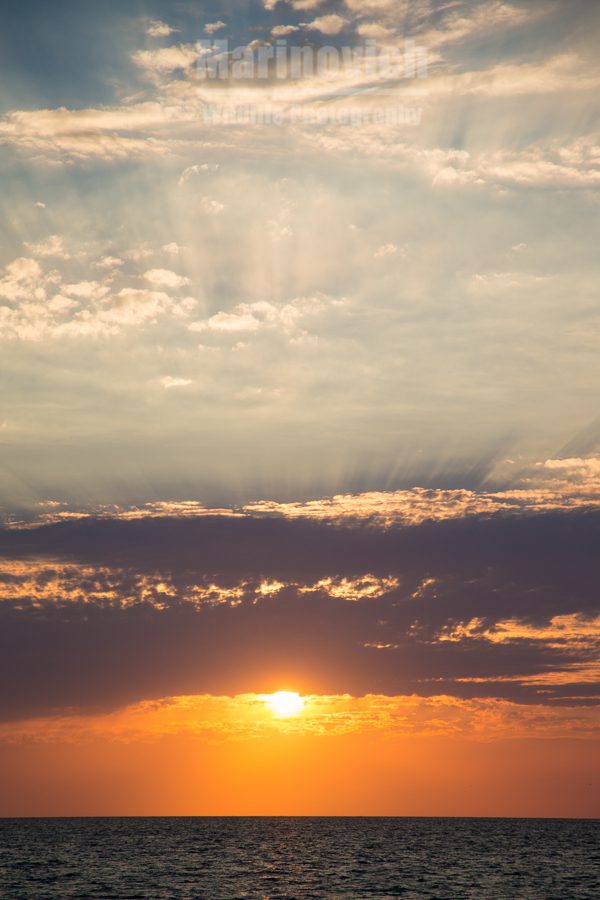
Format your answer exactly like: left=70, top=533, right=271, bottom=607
left=0, top=0, right=599, bottom=816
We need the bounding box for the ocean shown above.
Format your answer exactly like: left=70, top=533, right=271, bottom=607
left=1, top=817, right=599, bottom=899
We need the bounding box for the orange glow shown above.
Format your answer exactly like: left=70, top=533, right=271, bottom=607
left=0, top=693, right=599, bottom=817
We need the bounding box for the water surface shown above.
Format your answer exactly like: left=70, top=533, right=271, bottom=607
left=1, top=816, right=599, bottom=899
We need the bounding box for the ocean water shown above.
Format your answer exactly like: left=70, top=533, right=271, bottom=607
left=1, top=817, right=599, bottom=899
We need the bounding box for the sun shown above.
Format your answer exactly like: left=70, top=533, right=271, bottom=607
left=266, top=691, right=305, bottom=718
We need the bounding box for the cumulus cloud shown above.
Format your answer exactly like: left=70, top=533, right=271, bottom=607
left=0, top=249, right=197, bottom=340
left=144, top=268, right=191, bottom=288
left=543, top=457, right=600, bottom=473
left=96, top=256, right=124, bottom=270
left=271, top=25, right=300, bottom=37
left=178, top=163, right=220, bottom=185
left=306, top=14, right=348, bottom=35
left=189, top=296, right=328, bottom=338
left=204, top=21, right=226, bottom=35
left=62, top=281, right=110, bottom=300
left=24, top=234, right=69, bottom=258
left=190, top=309, right=262, bottom=334
left=86, top=288, right=194, bottom=329
left=0, top=257, right=43, bottom=302
left=146, top=20, right=178, bottom=38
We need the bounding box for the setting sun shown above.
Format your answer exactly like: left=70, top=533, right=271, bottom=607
left=266, top=691, right=305, bottom=718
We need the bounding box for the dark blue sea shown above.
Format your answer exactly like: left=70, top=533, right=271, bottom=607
left=1, top=817, right=599, bottom=899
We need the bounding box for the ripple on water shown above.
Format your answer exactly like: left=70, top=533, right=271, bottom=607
left=0, top=817, right=599, bottom=899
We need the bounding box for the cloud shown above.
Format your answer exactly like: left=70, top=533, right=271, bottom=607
left=306, top=15, right=348, bottom=35
left=160, top=376, right=193, bottom=389
left=132, top=45, right=198, bottom=75
left=0, top=31, right=596, bottom=184
left=243, top=460, right=600, bottom=524
left=356, top=22, right=395, bottom=39
left=541, top=457, right=600, bottom=477
left=417, top=1, right=545, bottom=51
left=301, top=574, right=400, bottom=601
left=86, top=288, right=194, bottom=329
left=24, top=234, right=69, bottom=258
left=204, top=21, right=227, bottom=35
left=200, top=197, right=225, bottom=214
left=96, top=256, right=124, bottom=270
left=0, top=102, right=195, bottom=162
left=344, top=0, right=401, bottom=9
left=374, top=242, right=399, bottom=259
left=0, top=257, right=43, bottom=302
left=0, top=251, right=197, bottom=341
left=264, top=0, right=328, bottom=8
left=190, top=309, right=262, bottom=334
left=271, top=25, right=300, bottom=37
left=143, top=268, right=191, bottom=288
left=292, top=0, right=328, bottom=9
left=178, top=163, right=220, bottom=185
left=146, top=20, right=178, bottom=38
left=188, top=297, right=328, bottom=338
left=62, top=281, right=110, bottom=300
left=0, top=0, right=598, bottom=622
left=425, top=52, right=600, bottom=100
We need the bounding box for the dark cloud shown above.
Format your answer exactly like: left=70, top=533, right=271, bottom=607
left=0, top=509, right=598, bottom=721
